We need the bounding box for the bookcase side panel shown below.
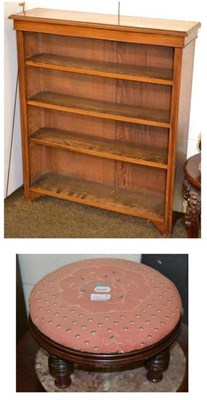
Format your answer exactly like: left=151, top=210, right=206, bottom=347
left=173, top=40, right=196, bottom=212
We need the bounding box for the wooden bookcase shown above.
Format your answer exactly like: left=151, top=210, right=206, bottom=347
left=9, top=8, right=200, bottom=236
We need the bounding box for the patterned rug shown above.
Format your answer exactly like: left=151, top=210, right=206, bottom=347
left=35, top=341, right=186, bottom=392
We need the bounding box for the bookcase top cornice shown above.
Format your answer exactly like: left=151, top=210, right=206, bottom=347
left=9, top=8, right=200, bottom=37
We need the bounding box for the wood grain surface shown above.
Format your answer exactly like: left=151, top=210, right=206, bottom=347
left=30, top=173, right=165, bottom=221
left=26, top=53, right=173, bottom=85
left=27, top=92, right=170, bottom=127
left=9, top=8, right=200, bottom=37
left=30, top=127, right=168, bottom=168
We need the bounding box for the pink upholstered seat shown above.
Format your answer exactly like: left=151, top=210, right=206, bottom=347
left=29, top=259, right=182, bottom=354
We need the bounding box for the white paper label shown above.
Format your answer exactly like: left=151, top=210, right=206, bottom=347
left=90, top=293, right=111, bottom=301
left=94, top=285, right=111, bottom=293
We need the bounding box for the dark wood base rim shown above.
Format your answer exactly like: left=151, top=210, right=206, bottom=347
left=29, top=316, right=181, bottom=367
left=17, top=324, right=187, bottom=392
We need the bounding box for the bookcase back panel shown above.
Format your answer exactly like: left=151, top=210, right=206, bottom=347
left=27, top=107, right=116, bottom=140
left=26, top=67, right=171, bottom=113
left=24, top=32, right=117, bottom=62
left=115, top=122, right=168, bottom=148
left=26, top=68, right=116, bottom=102
left=116, top=79, right=171, bottom=110
left=114, top=162, right=166, bottom=194
left=27, top=107, right=169, bottom=158
left=29, top=143, right=51, bottom=181
left=29, top=145, right=114, bottom=185
left=24, top=32, right=174, bottom=74
left=29, top=145, right=166, bottom=195
left=116, top=42, right=174, bottom=71
left=115, top=122, right=169, bottom=157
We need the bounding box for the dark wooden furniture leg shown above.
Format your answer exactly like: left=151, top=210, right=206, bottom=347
left=184, top=191, right=200, bottom=238
left=145, top=349, right=170, bottom=383
left=183, top=154, right=201, bottom=238
left=183, top=176, right=201, bottom=238
left=48, top=354, right=74, bottom=388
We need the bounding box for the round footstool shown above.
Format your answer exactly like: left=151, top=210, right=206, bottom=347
left=29, top=258, right=182, bottom=389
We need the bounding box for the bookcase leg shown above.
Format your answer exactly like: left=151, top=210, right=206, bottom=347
left=29, top=192, right=42, bottom=201
left=152, top=221, right=171, bottom=237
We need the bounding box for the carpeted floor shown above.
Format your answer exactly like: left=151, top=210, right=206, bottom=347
left=4, top=187, right=188, bottom=238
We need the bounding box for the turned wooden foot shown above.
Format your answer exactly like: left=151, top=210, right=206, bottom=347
left=48, top=354, right=74, bottom=388
left=145, top=349, right=170, bottom=383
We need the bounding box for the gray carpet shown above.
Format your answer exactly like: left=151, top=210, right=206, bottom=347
left=4, top=187, right=188, bottom=238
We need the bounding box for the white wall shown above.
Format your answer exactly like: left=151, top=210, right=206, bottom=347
left=18, top=253, right=141, bottom=313
left=4, top=0, right=206, bottom=196
left=4, top=2, right=23, bottom=197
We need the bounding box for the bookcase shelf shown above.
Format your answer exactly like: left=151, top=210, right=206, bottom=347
left=10, top=8, right=200, bottom=236
left=30, top=127, right=168, bottom=168
left=30, top=173, right=165, bottom=222
left=27, top=92, right=171, bottom=128
left=26, top=53, right=173, bottom=85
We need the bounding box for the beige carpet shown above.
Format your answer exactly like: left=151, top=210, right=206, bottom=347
left=35, top=342, right=186, bottom=392
left=4, top=187, right=188, bottom=238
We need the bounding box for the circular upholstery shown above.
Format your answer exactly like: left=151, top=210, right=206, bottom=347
left=29, top=259, right=182, bottom=354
